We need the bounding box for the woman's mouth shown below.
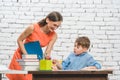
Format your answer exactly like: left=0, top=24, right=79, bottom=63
left=50, top=27, right=55, bottom=32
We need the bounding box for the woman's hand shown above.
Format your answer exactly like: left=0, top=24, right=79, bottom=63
left=44, top=53, right=51, bottom=60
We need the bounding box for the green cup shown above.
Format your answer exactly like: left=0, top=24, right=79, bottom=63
left=39, top=59, right=52, bottom=70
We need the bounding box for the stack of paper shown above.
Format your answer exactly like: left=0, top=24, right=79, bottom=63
left=17, top=54, right=39, bottom=71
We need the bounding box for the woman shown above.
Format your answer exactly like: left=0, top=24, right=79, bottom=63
left=6, top=11, right=63, bottom=80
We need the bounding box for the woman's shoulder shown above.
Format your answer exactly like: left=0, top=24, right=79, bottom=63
left=30, top=23, right=40, bottom=31
left=32, top=23, right=39, bottom=28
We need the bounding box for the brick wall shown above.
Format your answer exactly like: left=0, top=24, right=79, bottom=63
left=0, top=0, right=120, bottom=80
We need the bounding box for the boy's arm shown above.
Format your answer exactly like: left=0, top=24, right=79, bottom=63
left=86, top=56, right=101, bottom=69
left=82, top=66, right=97, bottom=70
left=56, top=62, right=62, bottom=70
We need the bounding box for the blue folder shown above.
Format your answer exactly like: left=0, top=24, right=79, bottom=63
left=24, top=41, right=43, bottom=60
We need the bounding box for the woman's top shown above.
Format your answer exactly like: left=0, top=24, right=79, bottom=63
left=25, top=23, right=56, bottom=47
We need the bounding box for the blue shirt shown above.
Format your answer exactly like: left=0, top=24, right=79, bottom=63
left=62, top=52, right=101, bottom=70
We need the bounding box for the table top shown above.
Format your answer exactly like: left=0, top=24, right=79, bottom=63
left=0, top=69, right=113, bottom=74
left=28, top=69, right=113, bottom=74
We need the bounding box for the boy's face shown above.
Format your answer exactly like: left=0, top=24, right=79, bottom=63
left=74, top=43, right=87, bottom=55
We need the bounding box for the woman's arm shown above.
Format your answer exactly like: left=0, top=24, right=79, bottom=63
left=17, top=25, right=34, bottom=55
left=45, top=33, right=57, bottom=59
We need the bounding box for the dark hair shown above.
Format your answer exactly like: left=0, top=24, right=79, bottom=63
left=75, top=36, right=90, bottom=49
left=38, top=11, right=63, bottom=27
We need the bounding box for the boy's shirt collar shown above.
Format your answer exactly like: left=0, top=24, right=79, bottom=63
left=75, top=52, right=87, bottom=56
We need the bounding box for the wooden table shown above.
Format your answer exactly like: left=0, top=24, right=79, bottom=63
left=28, top=69, right=113, bottom=80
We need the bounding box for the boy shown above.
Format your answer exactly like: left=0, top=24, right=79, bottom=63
left=52, top=36, right=101, bottom=71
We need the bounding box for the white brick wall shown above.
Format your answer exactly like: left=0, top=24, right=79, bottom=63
left=0, top=0, right=120, bottom=80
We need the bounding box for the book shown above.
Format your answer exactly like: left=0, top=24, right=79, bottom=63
left=22, top=65, right=39, bottom=71
left=24, top=41, right=43, bottom=60
left=22, top=54, right=37, bottom=59
left=19, top=61, right=39, bottom=66
left=17, top=59, right=39, bottom=62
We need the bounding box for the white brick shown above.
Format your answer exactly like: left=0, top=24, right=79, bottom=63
left=16, top=20, right=32, bottom=24
left=97, top=13, right=112, bottom=17
left=81, top=4, right=95, bottom=8
left=31, top=0, right=39, bottom=3
left=43, top=8, right=62, bottom=12
left=103, top=62, right=117, bottom=66
left=0, top=11, right=13, bottom=14
left=19, top=15, right=34, bottom=20
left=112, top=0, right=120, bottom=5
left=98, top=44, right=113, bottom=48
left=40, top=0, right=48, bottom=2
left=62, top=30, right=77, bottom=34
left=94, top=0, right=102, bottom=4
left=1, top=19, right=17, bottom=23
left=93, top=30, right=105, bottom=34
left=58, top=34, right=70, bottom=39
left=106, top=31, right=120, bottom=35
left=90, top=48, right=106, bottom=53
left=90, top=22, right=105, bottom=26
left=3, top=0, right=12, bottom=2
left=79, top=16, right=94, bottom=21
left=0, top=55, right=9, bottom=59
left=1, top=28, right=16, bottom=33
left=102, top=0, right=112, bottom=4
left=0, top=15, right=3, bottom=18
left=5, top=15, right=19, bottom=19
left=108, top=35, right=120, bottom=39
left=3, top=2, right=12, bottom=6
left=0, top=23, right=8, bottom=27
left=78, top=30, right=93, bottom=34
left=30, top=7, right=42, bottom=11
left=85, top=0, right=93, bottom=4
left=101, top=26, right=114, bottom=30
left=104, top=17, right=119, bottom=21
left=106, top=22, right=120, bottom=26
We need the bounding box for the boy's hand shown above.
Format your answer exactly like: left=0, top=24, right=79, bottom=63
left=52, top=59, right=59, bottom=64
left=52, top=65, right=59, bottom=71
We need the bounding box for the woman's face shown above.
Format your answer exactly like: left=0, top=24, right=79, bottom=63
left=46, top=18, right=62, bottom=32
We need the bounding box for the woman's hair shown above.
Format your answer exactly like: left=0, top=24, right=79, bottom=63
left=38, top=11, right=63, bottom=27
left=75, top=36, right=90, bottom=49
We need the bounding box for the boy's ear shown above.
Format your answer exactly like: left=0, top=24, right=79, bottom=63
left=83, top=47, right=88, bottom=52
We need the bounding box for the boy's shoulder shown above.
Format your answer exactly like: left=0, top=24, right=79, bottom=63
left=83, top=52, right=93, bottom=57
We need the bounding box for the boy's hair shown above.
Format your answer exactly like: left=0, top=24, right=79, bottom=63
left=75, top=36, right=90, bottom=49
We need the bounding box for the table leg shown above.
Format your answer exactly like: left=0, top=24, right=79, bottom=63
left=0, top=74, right=1, bottom=80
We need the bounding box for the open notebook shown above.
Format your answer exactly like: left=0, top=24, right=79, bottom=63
left=24, top=41, right=43, bottom=60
